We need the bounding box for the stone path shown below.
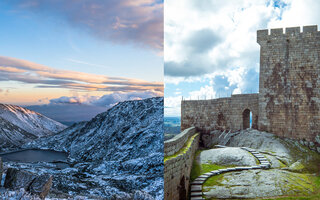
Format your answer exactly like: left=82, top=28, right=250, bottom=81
left=190, top=145, right=271, bottom=200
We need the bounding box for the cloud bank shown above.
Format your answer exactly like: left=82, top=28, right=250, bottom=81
left=0, top=56, right=163, bottom=93
left=6, top=0, right=163, bottom=50
left=28, top=91, right=160, bottom=123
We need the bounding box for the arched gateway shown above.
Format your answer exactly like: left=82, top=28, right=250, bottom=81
left=242, top=109, right=251, bottom=129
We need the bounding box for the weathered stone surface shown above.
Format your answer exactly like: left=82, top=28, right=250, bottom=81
left=203, top=169, right=314, bottom=199
left=29, top=174, right=53, bottom=199
left=199, top=147, right=257, bottom=166
left=4, top=168, right=36, bottom=190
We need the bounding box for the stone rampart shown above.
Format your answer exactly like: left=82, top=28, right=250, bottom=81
left=164, top=129, right=199, bottom=200
left=164, top=127, right=196, bottom=156
left=181, top=94, right=259, bottom=133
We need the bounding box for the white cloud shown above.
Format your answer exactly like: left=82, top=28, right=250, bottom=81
left=164, top=95, right=182, bottom=117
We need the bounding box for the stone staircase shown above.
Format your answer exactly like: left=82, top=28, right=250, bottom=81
left=190, top=145, right=271, bottom=200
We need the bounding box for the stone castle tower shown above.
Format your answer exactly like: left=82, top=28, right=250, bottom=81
left=181, top=25, right=320, bottom=143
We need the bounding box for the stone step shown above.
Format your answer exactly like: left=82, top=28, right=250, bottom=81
left=195, top=177, right=207, bottom=182
left=218, top=169, right=229, bottom=173
left=210, top=170, right=220, bottom=175
left=190, top=197, right=204, bottom=200
left=190, top=192, right=203, bottom=197
left=225, top=168, right=236, bottom=171
left=192, top=180, right=205, bottom=185
left=251, top=165, right=262, bottom=169
left=191, top=185, right=202, bottom=192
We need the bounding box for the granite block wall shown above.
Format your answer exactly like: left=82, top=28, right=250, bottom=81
left=181, top=94, right=259, bottom=133
left=257, top=25, right=320, bottom=142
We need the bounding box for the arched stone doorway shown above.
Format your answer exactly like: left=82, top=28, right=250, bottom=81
left=242, top=109, right=251, bottom=129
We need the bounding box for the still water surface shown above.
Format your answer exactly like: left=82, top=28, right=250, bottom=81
left=0, top=149, right=68, bottom=162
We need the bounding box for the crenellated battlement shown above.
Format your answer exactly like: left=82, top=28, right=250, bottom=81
left=257, top=25, right=318, bottom=43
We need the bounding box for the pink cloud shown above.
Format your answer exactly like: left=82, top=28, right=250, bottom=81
left=0, top=56, right=164, bottom=93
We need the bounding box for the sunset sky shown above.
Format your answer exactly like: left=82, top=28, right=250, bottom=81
left=164, top=0, right=320, bottom=116
left=0, top=0, right=163, bottom=123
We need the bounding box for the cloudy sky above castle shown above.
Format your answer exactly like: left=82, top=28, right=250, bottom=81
left=0, top=0, right=163, bottom=123
left=164, top=0, right=320, bottom=116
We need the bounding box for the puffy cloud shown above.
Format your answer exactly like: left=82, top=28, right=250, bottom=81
left=0, top=56, right=163, bottom=93
left=49, top=90, right=161, bottom=107
left=29, top=90, right=162, bottom=122
left=5, top=0, right=163, bottom=50
left=49, top=96, right=99, bottom=105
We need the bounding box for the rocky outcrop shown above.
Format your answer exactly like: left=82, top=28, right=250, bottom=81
left=199, top=147, right=257, bottom=166
left=29, top=174, right=53, bottom=199
left=203, top=169, right=314, bottom=199
left=3, top=168, right=52, bottom=199
left=4, top=168, right=36, bottom=190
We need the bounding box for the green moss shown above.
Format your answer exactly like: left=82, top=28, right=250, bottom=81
left=201, top=163, right=226, bottom=173
left=164, top=133, right=199, bottom=163
left=190, top=150, right=202, bottom=181
left=279, top=159, right=287, bottom=168
left=314, top=176, right=320, bottom=187
left=202, top=174, right=224, bottom=191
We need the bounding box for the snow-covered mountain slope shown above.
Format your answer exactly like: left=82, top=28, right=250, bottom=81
left=0, top=117, right=38, bottom=150
left=0, top=104, right=66, bottom=138
left=26, top=97, right=164, bottom=199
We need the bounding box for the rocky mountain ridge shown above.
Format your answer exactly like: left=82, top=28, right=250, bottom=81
left=0, top=104, right=66, bottom=150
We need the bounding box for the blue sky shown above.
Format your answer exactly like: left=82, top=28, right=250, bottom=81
left=0, top=0, right=163, bottom=123
left=164, top=0, right=320, bottom=116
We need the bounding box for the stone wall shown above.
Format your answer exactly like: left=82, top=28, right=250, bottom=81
left=257, top=25, right=320, bottom=142
left=181, top=94, right=259, bottom=133
left=164, top=127, right=196, bottom=156
left=164, top=128, right=199, bottom=200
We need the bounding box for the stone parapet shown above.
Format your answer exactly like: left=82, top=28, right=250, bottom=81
left=164, top=127, right=196, bottom=157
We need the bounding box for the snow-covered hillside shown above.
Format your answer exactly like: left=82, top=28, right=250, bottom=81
left=0, top=104, right=66, bottom=137
left=25, top=97, right=164, bottom=199
left=0, top=104, right=66, bottom=150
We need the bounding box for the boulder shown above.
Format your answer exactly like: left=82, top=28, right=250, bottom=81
left=199, top=147, right=257, bottom=166
left=29, top=174, right=53, bottom=199
left=4, top=168, right=36, bottom=190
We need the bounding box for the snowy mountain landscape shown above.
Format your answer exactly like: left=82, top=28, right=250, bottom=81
left=0, top=97, right=164, bottom=199
left=0, top=104, right=66, bottom=151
